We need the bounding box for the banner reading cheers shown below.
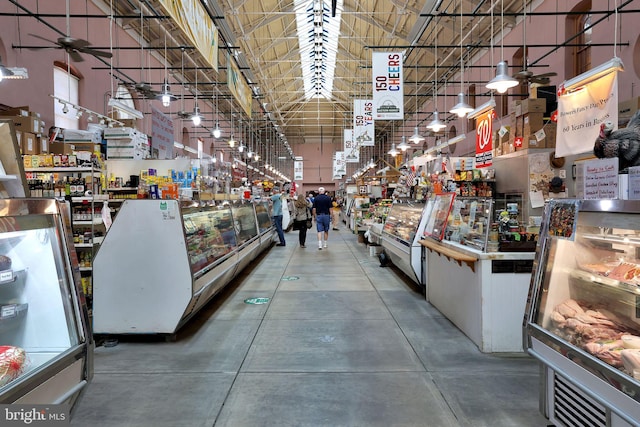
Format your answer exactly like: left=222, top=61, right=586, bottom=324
left=372, top=52, right=403, bottom=120
left=556, top=71, right=618, bottom=157
left=353, top=99, right=375, bottom=147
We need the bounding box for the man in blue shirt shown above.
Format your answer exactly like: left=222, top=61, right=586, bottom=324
left=312, top=187, right=333, bottom=250
left=270, top=187, right=286, bottom=246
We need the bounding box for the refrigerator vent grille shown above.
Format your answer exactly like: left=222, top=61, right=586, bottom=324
left=553, top=374, right=606, bottom=427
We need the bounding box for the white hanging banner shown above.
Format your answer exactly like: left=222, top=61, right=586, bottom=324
left=353, top=99, right=375, bottom=146
left=344, top=129, right=359, bottom=163
left=556, top=71, right=618, bottom=157
left=372, top=52, right=404, bottom=120
left=294, top=158, right=303, bottom=181
left=335, top=151, right=346, bottom=175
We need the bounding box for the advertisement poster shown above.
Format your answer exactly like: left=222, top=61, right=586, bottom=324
left=475, top=109, right=494, bottom=168
left=353, top=99, right=375, bottom=146
left=334, top=151, right=346, bottom=176
left=294, top=158, right=303, bottom=181
left=372, top=52, right=403, bottom=120
left=151, top=106, right=174, bottom=160
left=344, top=128, right=359, bottom=163
left=556, top=71, right=618, bottom=157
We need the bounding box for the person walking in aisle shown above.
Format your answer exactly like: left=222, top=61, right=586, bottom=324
left=331, top=196, right=341, bottom=230
left=292, top=194, right=312, bottom=248
left=270, top=187, right=286, bottom=246
left=312, top=187, right=333, bottom=250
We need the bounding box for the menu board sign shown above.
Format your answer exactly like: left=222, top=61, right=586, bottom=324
left=576, top=158, right=618, bottom=199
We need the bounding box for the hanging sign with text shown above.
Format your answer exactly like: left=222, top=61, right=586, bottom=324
left=575, top=158, right=619, bottom=200
left=353, top=99, right=375, bottom=147
left=475, top=109, right=494, bottom=168
left=344, top=129, right=359, bottom=163
left=294, top=158, right=303, bottom=181
left=372, top=52, right=403, bottom=120
left=556, top=71, right=618, bottom=157
left=151, top=107, right=174, bottom=160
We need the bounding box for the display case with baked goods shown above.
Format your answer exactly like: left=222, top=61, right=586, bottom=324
left=524, top=199, right=640, bottom=426
left=442, top=197, right=494, bottom=252
left=380, top=200, right=431, bottom=287
left=93, top=198, right=274, bottom=335
left=0, top=199, right=93, bottom=409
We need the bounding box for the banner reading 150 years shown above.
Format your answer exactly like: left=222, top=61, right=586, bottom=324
left=372, top=52, right=403, bottom=120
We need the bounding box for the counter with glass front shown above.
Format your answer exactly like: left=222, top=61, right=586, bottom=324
left=420, top=193, right=535, bottom=353
left=93, top=198, right=274, bottom=335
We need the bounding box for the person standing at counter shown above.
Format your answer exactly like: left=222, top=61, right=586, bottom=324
left=312, top=187, right=332, bottom=250
left=292, top=194, right=312, bottom=248
left=270, top=187, right=286, bottom=247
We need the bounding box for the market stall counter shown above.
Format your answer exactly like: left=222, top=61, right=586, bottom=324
left=420, top=238, right=535, bottom=353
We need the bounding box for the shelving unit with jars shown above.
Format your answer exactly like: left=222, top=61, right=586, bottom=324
left=23, top=166, right=106, bottom=309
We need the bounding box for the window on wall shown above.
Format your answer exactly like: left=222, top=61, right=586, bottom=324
left=566, top=1, right=592, bottom=79
left=53, top=66, right=79, bottom=130
left=112, top=85, right=136, bottom=120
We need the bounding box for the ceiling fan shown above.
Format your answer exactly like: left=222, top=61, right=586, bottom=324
left=511, top=0, right=556, bottom=87
left=28, top=0, right=112, bottom=62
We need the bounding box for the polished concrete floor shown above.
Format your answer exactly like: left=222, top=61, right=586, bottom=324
left=72, top=228, right=549, bottom=427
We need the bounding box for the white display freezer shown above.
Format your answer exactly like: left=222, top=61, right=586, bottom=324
left=92, top=199, right=275, bottom=335
left=525, top=199, right=640, bottom=426
left=0, top=199, right=93, bottom=411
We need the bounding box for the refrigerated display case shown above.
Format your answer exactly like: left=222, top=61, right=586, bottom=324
left=0, top=199, right=93, bottom=409
left=442, top=197, right=494, bottom=252
left=92, top=199, right=274, bottom=335
left=525, top=199, right=640, bottom=426
left=380, top=200, right=431, bottom=286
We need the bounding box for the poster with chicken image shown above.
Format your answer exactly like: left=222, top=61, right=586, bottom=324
left=556, top=71, right=618, bottom=157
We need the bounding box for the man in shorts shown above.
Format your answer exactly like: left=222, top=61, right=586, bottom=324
left=312, top=187, right=333, bottom=250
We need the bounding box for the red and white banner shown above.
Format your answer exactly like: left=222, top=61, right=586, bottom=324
left=556, top=71, right=618, bottom=157
left=372, top=52, right=403, bottom=120
left=475, top=110, right=494, bottom=168
left=353, top=99, right=375, bottom=147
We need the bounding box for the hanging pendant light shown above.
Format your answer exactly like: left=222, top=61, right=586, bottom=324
left=450, top=0, right=473, bottom=117
left=397, top=135, right=410, bottom=152
left=409, top=127, right=425, bottom=144
left=191, top=66, right=201, bottom=126
left=426, top=22, right=446, bottom=133
left=158, top=79, right=177, bottom=107
left=486, top=0, right=519, bottom=94
left=387, top=143, right=399, bottom=157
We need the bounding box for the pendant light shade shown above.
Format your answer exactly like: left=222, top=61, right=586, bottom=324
left=450, top=92, right=473, bottom=118
left=157, top=79, right=177, bottom=107
left=228, top=134, right=236, bottom=148
left=397, top=136, right=409, bottom=152
left=212, top=121, right=222, bottom=138
left=426, top=111, right=446, bottom=132
left=409, top=126, right=425, bottom=144
left=191, top=105, right=202, bottom=126
left=387, top=143, right=399, bottom=157
left=486, top=61, right=519, bottom=94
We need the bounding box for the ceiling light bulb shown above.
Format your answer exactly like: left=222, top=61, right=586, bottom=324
left=191, top=105, right=201, bottom=126
left=387, top=143, right=399, bottom=157
left=398, top=136, right=409, bottom=152
left=408, top=127, right=425, bottom=144
left=212, top=122, right=222, bottom=138
left=450, top=92, right=474, bottom=118
left=238, top=143, right=245, bottom=153
left=87, top=114, right=94, bottom=122
left=162, top=93, right=171, bottom=108
left=62, top=103, right=69, bottom=114
left=426, top=111, right=446, bottom=132
left=486, top=61, right=519, bottom=93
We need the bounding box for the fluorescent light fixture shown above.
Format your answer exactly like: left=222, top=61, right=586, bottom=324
left=426, top=111, right=446, bottom=132
left=4, top=67, right=28, bottom=80
left=486, top=61, right=519, bottom=94
left=108, top=97, right=144, bottom=120
left=561, top=57, right=624, bottom=93
left=467, top=98, right=496, bottom=119
left=409, top=127, right=425, bottom=144
left=449, top=92, right=473, bottom=117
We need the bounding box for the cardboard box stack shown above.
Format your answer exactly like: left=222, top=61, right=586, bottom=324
left=508, top=98, right=556, bottom=151
left=0, top=106, right=46, bottom=155
left=619, top=97, right=640, bottom=128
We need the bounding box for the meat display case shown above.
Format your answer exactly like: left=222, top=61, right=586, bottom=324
left=525, top=199, right=640, bottom=426
left=442, top=196, right=494, bottom=252
left=92, top=199, right=274, bottom=335
left=0, top=199, right=93, bottom=409
left=380, top=199, right=431, bottom=286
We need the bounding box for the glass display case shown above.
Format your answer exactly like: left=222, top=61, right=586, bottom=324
left=382, top=202, right=426, bottom=245
left=0, top=199, right=92, bottom=408
left=93, top=199, right=274, bottom=335
left=525, top=199, right=640, bottom=426
left=443, top=197, right=493, bottom=252
left=423, top=193, right=456, bottom=241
